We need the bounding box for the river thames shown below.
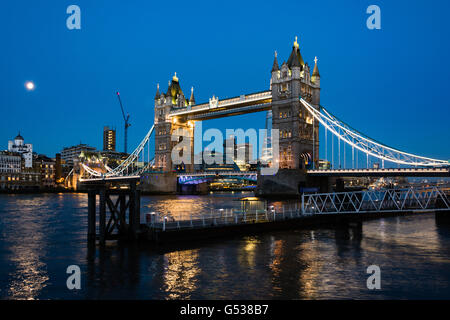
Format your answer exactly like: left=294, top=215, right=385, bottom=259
left=0, top=192, right=450, bottom=300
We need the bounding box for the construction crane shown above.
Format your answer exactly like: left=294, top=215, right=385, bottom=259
left=116, top=91, right=131, bottom=154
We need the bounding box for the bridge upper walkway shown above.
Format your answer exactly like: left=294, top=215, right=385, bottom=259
left=168, top=91, right=272, bottom=121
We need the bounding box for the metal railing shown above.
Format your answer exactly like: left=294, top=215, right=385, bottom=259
left=177, top=171, right=258, bottom=184
left=177, top=171, right=257, bottom=177
left=145, top=187, right=449, bottom=232
left=302, top=186, right=449, bottom=215
left=146, top=206, right=302, bottom=231
left=307, top=168, right=450, bottom=174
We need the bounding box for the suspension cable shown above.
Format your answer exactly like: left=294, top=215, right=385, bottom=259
left=300, top=97, right=448, bottom=167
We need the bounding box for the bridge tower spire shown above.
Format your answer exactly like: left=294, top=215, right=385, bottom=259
left=154, top=83, right=160, bottom=101
left=311, top=56, right=320, bottom=86
left=270, top=37, right=320, bottom=170
left=271, top=51, right=279, bottom=72
left=189, top=86, right=195, bottom=106
left=154, top=74, right=195, bottom=173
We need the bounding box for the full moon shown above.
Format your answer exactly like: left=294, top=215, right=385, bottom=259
left=25, top=81, right=35, bottom=91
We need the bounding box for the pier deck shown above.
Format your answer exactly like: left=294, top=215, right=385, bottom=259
left=85, top=186, right=450, bottom=245
left=144, top=208, right=449, bottom=244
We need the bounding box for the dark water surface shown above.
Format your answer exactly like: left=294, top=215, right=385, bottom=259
left=1, top=192, right=450, bottom=300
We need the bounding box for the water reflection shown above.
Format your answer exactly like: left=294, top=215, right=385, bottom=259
left=8, top=249, right=49, bottom=300
left=239, top=237, right=259, bottom=268
left=2, top=196, right=52, bottom=299
left=298, top=232, right=330, bottom=299
left=435, top=213, right=450, bottom=256
left=161, top=249, right=200, bottom=299
left=268, top=237, right=283, bottom=285
left=334, top=222, right=363, bottom=258
left=1, top=194, right=450, bottom=299
left=141, top=192, right=251, bottom=220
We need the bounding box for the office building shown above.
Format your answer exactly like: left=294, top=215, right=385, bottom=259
left=61, top=143, right=96, bottom=167
left=103, top=126, right=116, bottom=151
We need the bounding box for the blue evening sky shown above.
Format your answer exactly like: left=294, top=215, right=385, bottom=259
left=1, top=0, right=449, bottom=162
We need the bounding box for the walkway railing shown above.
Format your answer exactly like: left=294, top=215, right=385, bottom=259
left=146, top=207, right=302, bottom=231
left=178, top=171, right=258, bottom=177
left=146, top=187, right=449, bottom=232
left=302, top=186, right=449, bottom=215
left=177, top=171, right=258, bottom=184
left=307, top=167, right=450, bottom=176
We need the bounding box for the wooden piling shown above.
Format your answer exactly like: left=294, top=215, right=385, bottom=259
left=119, top=194, right=126, bottom=235
left=87, top=190, right=96, bottom=242
left=129, top=181, right=140, bottom=240
left=82, top=177, right=142, bottom=244
left=99, top=188, right=106, bottom=245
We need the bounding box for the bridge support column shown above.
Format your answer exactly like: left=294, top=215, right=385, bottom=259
left=87, top=190, right=96, bottom=243
left=335, top=178, right=345, bottom=192
left=119, top=194, right=127, bottom=234
left=129, top=181, right=140, bottom=240
left=435, top=195, right=450, bottom=225
left=99, top=187, right=106, bottom=245
left=256, top=169, right=307, bottom=196
left=305, top=175, right=336, bottom=193
left=178, top=182, right=209, bottom=195
left=140, top=172, right=178, bottom=194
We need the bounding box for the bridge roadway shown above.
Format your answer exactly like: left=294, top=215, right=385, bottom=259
left=177, top=168, right=450, bottom=181
left=79, top=167, right=449, bottom=184
left=79, top=176, right=141, bottom=183
left=307, top=167, right=450, bottom=177
left=177, top=171, right=258, bottom=184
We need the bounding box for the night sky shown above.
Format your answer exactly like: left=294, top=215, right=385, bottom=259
left=1, top=0, right=449, bottom=162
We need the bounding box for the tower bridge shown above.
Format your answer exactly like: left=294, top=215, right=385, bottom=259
left=79, top=36, right=449, bottom=195
left=153, top=36, right=321, bottom=174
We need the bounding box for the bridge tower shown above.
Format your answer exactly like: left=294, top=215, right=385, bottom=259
left=270, top=36, right=320, bottom=170
left=154, top=73, right=195, bottom=172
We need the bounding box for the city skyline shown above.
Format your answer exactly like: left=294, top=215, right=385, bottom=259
left=1, top=0, right=450, bottom=161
